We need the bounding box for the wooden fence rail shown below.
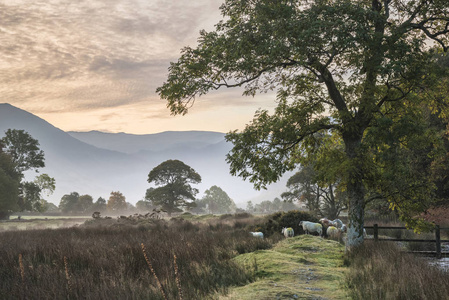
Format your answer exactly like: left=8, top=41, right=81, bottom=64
left=364, top=224, right=449, bottom=259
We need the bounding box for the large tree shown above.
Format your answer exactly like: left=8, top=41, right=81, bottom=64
left=0, top=130, right=53, bottom=218
left=157, top=0, right=449, bottom=247
left=146, top=160, right=201, bottom=216
left=0, top=142, right=20, bottom=219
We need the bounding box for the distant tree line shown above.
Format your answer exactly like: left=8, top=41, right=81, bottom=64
left=58, top=191, right=141, bottom=215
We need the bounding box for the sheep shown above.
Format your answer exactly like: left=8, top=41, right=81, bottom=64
left=281, top=227, right=294, bottom=238
left=326, top=226, right=339, bottom=238
left=332, top=219, right=344, bottom=229
left=299, top=221, right=323, bottom=236
left=319, top=218, right=333, bottom=227
left=250, top=232, right=264, bottom=239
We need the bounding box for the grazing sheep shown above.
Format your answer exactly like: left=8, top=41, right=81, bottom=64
left=332, top=219, right=344, bottom=229
left=326, top=226, right=339, bottom=238
left=319, top=218, right=333, bottom=227
left=299, top=221, right=323, bottom=236
left=250, top=232, right=264, bottom=239
left=281, top=227, right=294, bottom=238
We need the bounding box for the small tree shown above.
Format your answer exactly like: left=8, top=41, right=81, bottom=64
left=59, top=192, right=80, bottom=214
left=201, top=185, right=235, bottom=214
left=146, top=160, right=201, bottom=216
left=92, top=197, right=107, bottom=212
left=136, top=199, right=153, bottom=211
left=107, top=191, right=127, bottom=212
left=78, top=194, right=94, bottom=213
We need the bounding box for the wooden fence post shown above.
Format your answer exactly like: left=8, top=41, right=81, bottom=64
left=374, top=224, right=378, bottom=242
left=435, top=225, right=441, bottom=259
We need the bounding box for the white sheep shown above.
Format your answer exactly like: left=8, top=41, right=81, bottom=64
left=332, top=219, right=344, bottom=229
left=299, top=221, right=323, bottom=236
left=250, top=232, right=264, bottom=239
left=326, top=226, right=339, bottom=238
left=281, top=227, right=294, bottom=238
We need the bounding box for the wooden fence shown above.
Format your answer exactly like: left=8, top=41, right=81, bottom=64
left=364, top=224, right=449, bottom=259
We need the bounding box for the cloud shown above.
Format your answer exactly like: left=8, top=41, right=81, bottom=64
left=0, top=0, right=278, bottom=134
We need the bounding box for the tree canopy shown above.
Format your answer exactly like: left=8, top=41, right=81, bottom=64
left=146, top=160, right=201, bottom=216
left=157, top=0, right=449, bottom=247
left=1, top=129, right=44, bottom=177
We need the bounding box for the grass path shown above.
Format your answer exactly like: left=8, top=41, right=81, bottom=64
left=219, top=235, right=349, bottom=300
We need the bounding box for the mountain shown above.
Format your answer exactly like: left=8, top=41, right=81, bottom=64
left=68, top=130, right=226, bottom=154
left=0, top=103, right=289, bottom=207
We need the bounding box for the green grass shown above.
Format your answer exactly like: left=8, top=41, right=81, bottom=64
left=218, top=235, right=349, bottom=300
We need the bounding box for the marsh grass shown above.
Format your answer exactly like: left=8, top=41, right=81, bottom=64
left=0, top=216, right=273, bottom=299
left=346, top=241, right=449, bottom=300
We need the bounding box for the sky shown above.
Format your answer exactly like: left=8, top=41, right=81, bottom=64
left=0, top=0, right=278, bottom=134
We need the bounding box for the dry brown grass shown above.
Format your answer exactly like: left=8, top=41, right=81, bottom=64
left=346, top=241, right=449, bottom=300
left=0, top=215, right=273, bottom=299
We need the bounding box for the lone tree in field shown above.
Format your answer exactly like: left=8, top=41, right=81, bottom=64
left=146, top=159, right=201, bottom=216
left=157, top=0, right=449, bottom=247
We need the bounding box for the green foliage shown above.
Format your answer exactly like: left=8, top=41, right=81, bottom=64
left=0, top=130, right=54, bottom=216
left=201, top=185, right=235, bottom=214
left=254, top=210, right=318, bottom=237
left=1, top=129, right=44, bottom=176
left=146, top=160, right=201, bottom=216
left=0, top=153, right=19, bottom=218
left=91, top=197, right=107, bottom=212
left=59, top=192, right=97, bottom=214
left=59, top=192, right=80, bottom=213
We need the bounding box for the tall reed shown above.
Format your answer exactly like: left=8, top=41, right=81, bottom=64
left=141, top=243, right=167, bottom=300
left=346, top=241, right=449, bottom=300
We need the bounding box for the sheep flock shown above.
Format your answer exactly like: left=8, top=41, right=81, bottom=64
left=250, top=217, right=365, bottom=241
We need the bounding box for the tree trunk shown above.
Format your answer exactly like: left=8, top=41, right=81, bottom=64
left=343, top=133, right=366, bottom=249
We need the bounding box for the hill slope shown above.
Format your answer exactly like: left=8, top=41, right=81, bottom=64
left=0, top=103, right=289, bottom=207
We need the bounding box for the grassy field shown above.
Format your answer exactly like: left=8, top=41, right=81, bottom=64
left=1, top=212, right=448, bottom=299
